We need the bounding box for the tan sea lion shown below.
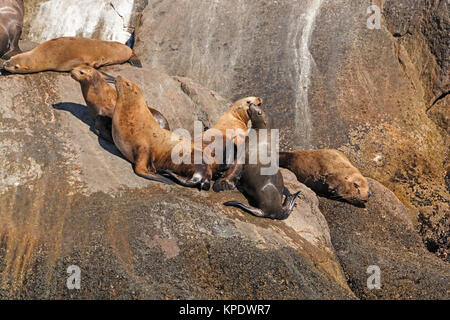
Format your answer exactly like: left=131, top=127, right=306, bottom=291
left=0, top=0, right=23, bottom=59
left=3, top=36, right=142, bottom=73
left=214, top=103, right=300, bottom=220
left=112, top=75, right=212, bottom=189
left=279, top=149, right=371, bottom=205
left=70, top=66, right=169, bottom=142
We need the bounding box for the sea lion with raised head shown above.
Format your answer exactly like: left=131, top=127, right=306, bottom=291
left=70, top=66, right=169, bottom=142
left=3, top=36, right=142, bottom=73
left=112, top=75, right=212, bottom=189
left=279, top=149, right=371, bottom=205
left=214, top=103, right=300, bottom=220
left=0, top=0, right=24, bottom=59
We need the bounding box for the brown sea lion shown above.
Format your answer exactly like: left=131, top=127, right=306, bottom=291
left=0, top=0, right=23, bottom=59
left=214, top=104, right=300, bottom=220
left=279, top=149, right=371, bottom=205
left=70, top=66, right=169, bottom=142
left=3, top=36, right=142, bottom=73
left=112, top=75, right=212, bottom=189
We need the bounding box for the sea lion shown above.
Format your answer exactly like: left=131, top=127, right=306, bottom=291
left=3, top=36, right=142, bottom=73
left=199, top=96, right=263, bottom=178
left=214, top=103, right=300, bottom=220
left=70, top=66, right=169, bottom=142
left=112, top=75, right=212, bottom=189
left=279, top=149, right=371, bottom=205
left=0, top=0, right=23, bottom=59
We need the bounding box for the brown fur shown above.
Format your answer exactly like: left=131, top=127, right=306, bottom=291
left=199, top=96, right=263, bottom=176
left=279, top=149, right=371, bottom=205
left=70, top=66, right=169, bottom=141
left=0, top=0, right=23, bottom=59
left=112, top=76, right=212, bottom=189
left=3, top=36, right=141, bottom=73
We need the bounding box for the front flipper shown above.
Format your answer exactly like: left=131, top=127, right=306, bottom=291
left=223, top=201, right=267, bottom=218
left=98, top=70, right=116, bottom=84
left=159, top=169, right=210, bottom=191
left=280, top=189, right=301, bottom=220
left=134, top=165, right=175, bottom=185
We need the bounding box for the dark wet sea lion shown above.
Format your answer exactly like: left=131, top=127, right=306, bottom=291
left=3, top=36, right=142, bottom=73
left=112, top=76, right=212, bottom=189
left=214, top=104, right=300, bottom=220
left=0, top=0, right=23, bottom=59
left=279, top=149, right=371, bottom=205
left=70, top=66, right=169, bottom=142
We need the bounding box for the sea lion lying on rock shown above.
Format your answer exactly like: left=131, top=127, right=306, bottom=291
left=70, top=66, right=169, bottom=142
left=3, top=36, right=142, bottom=73
left=279, top=149, right=371, bottom=206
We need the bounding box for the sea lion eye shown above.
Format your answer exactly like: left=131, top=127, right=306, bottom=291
left=126, top=82, right=131, bottom=87
left=14, top=65, right=19, bottom=70
left=79, top=71, right=84, bottom=75
left=247, top=100, right=251, bottom=104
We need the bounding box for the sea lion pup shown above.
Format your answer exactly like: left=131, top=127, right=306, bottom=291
left=112, top=76, right=212, bottom=189
left=70, top=66, right=169, bottom=142
left=279, top=149, right=371, bottom=205
left=214, top=104, right=300, bottom=220
left=0, top=0, right=24, bottom=59
left=3, top=36, right=142, bottom=73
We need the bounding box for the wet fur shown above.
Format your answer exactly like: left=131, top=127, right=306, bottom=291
left=279, top=149, right=371, bottom=205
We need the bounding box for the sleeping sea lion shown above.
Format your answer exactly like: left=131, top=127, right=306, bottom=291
left=3, top=36, right=142, bottom=73
left=279, top=149, right=371, bottom=205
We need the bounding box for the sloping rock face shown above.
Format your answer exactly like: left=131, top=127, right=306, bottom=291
left=134, top=0, right=449, bottom=260
left=0, top=66, right=353, bottom=299
left=319, top=179, right=449, bottom=300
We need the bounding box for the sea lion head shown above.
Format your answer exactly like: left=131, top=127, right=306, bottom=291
left=70, top=66, right=96, bottom=82
left=115, top=75, right=139, bottom=97
left=338, top=173, right=371, bottom=205
left=3, top=54, right=32, bottom=73
left=247, top=103, right=269, bottom=129
left=230, top=96, right=263, bottom=122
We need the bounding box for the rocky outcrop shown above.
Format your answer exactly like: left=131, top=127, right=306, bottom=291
left=0, top=65, right=354, bottom=299
left=134, top=0, right=449, bottom=260
left=319, top=179, right=449, bottom=300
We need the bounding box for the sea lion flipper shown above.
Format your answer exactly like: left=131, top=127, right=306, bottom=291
left=128, top=52, right=142, bottom=68
left=98, top=71, right=116, bottom=84
left=223, top=201, right=266, bottom=218
left=280, top=190, right=301, bottom=220
left=134, top=161, right=175, bottom=185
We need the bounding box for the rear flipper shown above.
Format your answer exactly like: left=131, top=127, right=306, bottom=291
left=159, top=169, right=210, bottom=191
left=128, top=52, right=142, bottom=68
left=99, top=70, right=116, bottom=84
left=223, top=201, right=267, bottom=218
left=280, top=188, right=301, bottom=220
left=134, top=166, right=175, bottom=185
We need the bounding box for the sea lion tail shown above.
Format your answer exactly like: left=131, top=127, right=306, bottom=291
left=128, top=51, right=142, bottom=68
left=223, top=201, right=266, bottom=218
